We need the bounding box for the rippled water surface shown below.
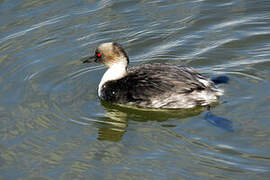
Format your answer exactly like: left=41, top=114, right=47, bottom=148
left=1, top=0, right=270, bottom=179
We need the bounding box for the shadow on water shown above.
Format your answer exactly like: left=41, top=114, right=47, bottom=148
left=93, top=100, right=233, bottom=142
left=204, top=111, right=234, bottom=132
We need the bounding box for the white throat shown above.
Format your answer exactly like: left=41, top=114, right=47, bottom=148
left=98, top=61, right=127, bottom=97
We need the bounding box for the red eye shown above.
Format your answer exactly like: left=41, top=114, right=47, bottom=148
left=97, top=53, right=101, bottom=57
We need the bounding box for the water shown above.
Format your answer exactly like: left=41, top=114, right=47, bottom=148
left=1, top=0, right=270, bottom=179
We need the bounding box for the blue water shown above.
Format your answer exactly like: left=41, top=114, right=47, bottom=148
left=1, top=0, right=270, bottom=179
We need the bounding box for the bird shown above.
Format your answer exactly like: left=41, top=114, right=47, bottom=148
left=81, top=42, right=224, bottom=109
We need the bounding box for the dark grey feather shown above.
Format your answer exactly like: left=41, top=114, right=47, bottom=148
left=100, top=63, right=221, bottom=108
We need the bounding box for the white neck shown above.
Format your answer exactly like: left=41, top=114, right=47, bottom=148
left=98, top=61, right=127, bottom=97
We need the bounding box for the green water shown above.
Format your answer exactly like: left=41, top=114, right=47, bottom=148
left=1, top=0, right=270, bottom=179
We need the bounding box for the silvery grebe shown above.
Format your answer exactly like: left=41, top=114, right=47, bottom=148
left=81, top=42, right=224, bottom=109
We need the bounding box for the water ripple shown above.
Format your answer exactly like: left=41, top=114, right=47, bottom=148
left=0, top=15, right=67, bottom=44
left=1, top=0, right=270, bottom=179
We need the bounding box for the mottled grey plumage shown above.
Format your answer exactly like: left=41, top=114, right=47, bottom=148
left=100, top=63, right=223, bottom=109
left=82, top=42, right=224, bottom=109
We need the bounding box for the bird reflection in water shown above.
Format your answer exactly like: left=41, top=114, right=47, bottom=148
left=96, top=100, right=205, bottom=142
left=95, top=100, right=233, bottom=142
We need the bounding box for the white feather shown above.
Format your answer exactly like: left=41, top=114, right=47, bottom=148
left=98, top=61, right=127, bottom=97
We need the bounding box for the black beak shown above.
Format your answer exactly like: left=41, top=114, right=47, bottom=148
left=81, top=56, right=96, bottom=63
